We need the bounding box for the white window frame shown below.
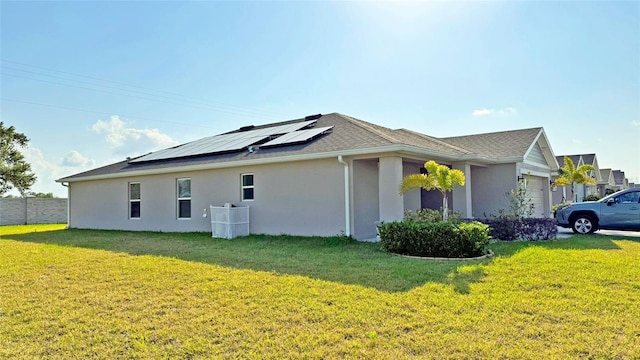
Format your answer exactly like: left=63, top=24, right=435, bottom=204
left=241, top=173, right=254, bottom=201
left=177, top=178, right=191, bottom=219
left=129, top=182, right=141, bottom=219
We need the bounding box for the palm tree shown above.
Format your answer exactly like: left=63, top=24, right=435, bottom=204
left=555, top=156, right=596, bottom=202
left=400, top=160, right=465, bottom=221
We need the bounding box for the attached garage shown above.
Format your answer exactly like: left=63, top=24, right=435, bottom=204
left=525, top=175, right=546, bottom=218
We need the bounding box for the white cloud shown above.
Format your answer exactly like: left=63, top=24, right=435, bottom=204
left=19, top=146, right=70, bottom=197
left=472, top=108, right=494, bottom=116
left=62, top=150, right=95, bottom=167
left=92, top=115, right=178, bottom=155
left=472, top=107, right=517, bottom=117
left=633, top=120, right=640, bottom=127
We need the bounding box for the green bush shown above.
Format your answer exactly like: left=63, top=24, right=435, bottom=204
left=584, top=194, right=600, bottom=201
left=404, top=208, right=463, bottom=223
left=378, top=221, right=490, bottom=258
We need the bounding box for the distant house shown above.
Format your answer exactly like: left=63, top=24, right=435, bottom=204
left=553, top=153, right=602, bottom=203
left=57, top=113, right=560, bottom=240
left=598, top=168, right=616, bottom=197
left=612, top=170, right=629, bottom=191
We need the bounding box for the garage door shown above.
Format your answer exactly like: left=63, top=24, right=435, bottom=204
left=525, top=176, right=545, bottom=218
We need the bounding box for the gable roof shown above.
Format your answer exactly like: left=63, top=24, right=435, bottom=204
left=612, top=170, right=626, bottom=185
left=599, top=168, right=613, bottom=185
left=441, top=127, right=543, bottom=159
left=556, top=155, right=583, bottom=167
left=581, top=153, right=596, bottom=165
left=57, top=113, right=554, bottom=182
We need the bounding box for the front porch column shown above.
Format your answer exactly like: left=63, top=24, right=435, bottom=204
left=452, top=162, right=472, bottom=218
left=378, top=156, right=404, bottom=222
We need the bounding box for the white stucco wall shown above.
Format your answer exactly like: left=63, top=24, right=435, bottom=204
left=352, top=159, right=380, bottom=240
left=402, top=161, right=422, bottom=212
left=68, top=158, right=347, bottom=237
left=471, top=164, right=517, bottom=218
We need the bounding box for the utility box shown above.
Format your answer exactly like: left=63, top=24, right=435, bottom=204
left=210, top=204, right=250, bottom=239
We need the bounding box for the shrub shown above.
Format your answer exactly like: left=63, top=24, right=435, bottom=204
left=404, top=208, right=463, bottom=223
left=378, top=221, right=490, bottom=258
left=478, top=218, right=557, bottom=241
left=584, top=194, right=600, bottom=201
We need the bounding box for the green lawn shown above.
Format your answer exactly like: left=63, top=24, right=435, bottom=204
left=1, top=224, right=639, bottom=359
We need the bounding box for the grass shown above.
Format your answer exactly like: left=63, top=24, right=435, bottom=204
left=1, top=224, right=639, bottom=358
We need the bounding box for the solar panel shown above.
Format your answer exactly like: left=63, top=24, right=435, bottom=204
left=261, top=126, right=333, bottom=148
left=129, top=120, right=319, bottom=163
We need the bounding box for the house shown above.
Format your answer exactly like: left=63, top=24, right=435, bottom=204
left=57, top=113, right=559, bottom=240
left=552, top=153, right=602, bottom=203
left=612, top=170, right=629, bottom=191
left=598, top=168, right=616, bottom=197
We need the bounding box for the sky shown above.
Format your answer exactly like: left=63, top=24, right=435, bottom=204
left=1, top=1, right=639, bottom=198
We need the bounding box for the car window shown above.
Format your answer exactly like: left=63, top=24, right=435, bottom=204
left=616, top=191, right=640, bottom=204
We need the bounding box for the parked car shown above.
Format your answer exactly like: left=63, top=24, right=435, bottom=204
left=555, top=188, right=640, bottom=234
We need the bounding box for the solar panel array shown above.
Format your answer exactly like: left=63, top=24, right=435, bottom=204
left=261, top=126, right=334, bottom=147
left=130, top=120, right=320, bottom=163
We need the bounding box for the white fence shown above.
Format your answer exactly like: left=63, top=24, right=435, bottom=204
left=210, top=204, right=250, bottom=239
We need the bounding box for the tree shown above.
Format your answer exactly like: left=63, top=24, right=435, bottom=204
left=28, top=192, right=55, bottom=198
left=0, top=122, right=37, bottom=196
left=554, top=156, right=595, bottom=202
left=400, top=160, right=465, bottom=221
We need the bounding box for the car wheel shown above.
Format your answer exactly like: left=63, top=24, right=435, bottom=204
left=571, top=215, right=596, bottom=234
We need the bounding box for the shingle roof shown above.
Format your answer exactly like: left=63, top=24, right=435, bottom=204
left=581, top=154, right=596, bottom=165
left=441, top=127, right=542, bottom=158
left=556, top=155, right=582, bottom=167
left=612, top=170, right=626, bottom=185
left=600, top=168, right=612, bottom=182
left=58, top=113, right=547, bottom=182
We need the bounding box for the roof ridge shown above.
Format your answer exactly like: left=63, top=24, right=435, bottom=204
left=442, top=126, right=543, bottom=139
left=395, top=128, right=473, bottom=154
left=334, top=113, right=398, bottom=144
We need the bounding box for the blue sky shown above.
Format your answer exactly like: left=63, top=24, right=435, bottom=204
left=1, top=1, right=639, bottom=197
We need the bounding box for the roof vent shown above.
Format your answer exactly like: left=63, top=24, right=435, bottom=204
left=304, top=114, right=322, bottom=121
left=239, top=125, right=255, bottom=132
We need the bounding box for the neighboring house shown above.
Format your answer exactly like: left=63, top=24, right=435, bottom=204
left=598, top=168, right=616, bottom=197
left=552, top=153, right=602, bottom=203
left=57, top=113, right=559, bottom=240
left=580, top=154, right=601, bottom=198
left=612, top=170, right=629, bottom=191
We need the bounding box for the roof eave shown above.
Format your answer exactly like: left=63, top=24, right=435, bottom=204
left=57, top=144, right=513, bottom=183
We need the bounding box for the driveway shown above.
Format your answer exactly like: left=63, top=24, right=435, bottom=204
left=557, top=226, right=640, bottom=238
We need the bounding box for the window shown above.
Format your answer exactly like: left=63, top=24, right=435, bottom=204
left=129, top=182, right=141, bottom=219
left=241, top=174, right=254, bottom=201
left=177, top=178, right=191, bottom=219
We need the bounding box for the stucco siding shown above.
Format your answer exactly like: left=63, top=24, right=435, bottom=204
left=402, top=162, right=422, bottom=212
left=68, top=158, right=346, bottom=236
left=471, top=164, right=517, bottom=218
left=352, top=159, right=379, bottom=240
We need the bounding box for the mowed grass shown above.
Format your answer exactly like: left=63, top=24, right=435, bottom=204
left=1, top=225, right=639, bottom=359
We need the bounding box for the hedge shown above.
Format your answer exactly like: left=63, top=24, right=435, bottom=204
left=477, top=218, right=557, bottom=241
left=377, top=221, right=491, bottom=258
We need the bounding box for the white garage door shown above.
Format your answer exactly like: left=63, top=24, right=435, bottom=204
left=525, top=176, right=545, bottom=218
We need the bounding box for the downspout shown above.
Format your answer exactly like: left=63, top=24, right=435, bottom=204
left=337, top=156, right=351, bottom=237
left=61, top=182, right=69, bottom=228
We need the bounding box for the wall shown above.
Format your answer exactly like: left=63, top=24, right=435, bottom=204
left=67, top=158, right=346, bottom=237
left=0, top=198, right=68, bottom=225
left=471, top=164, right=517, bottom=218
left=402, top=161, right=422, bottom=212
left=352, top=159, right=379, bottom=240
